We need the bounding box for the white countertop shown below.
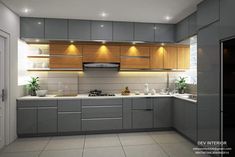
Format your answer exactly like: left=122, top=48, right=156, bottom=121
left=17, top=93, right=197, bottom=103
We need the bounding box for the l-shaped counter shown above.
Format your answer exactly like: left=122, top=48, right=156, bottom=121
left=17, top=94, right=197, bottom=143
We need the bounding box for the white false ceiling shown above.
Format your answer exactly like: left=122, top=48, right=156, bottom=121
left=1, top=0, right=203, bottom=23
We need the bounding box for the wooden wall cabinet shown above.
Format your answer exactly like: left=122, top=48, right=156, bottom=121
left=49, top=44, right=83, bottom=69
left=120, top=46, right=150, bottom=69
left=163, top=46, right=178, bottom=69
left=177, top=46, right=190, bottom=69
left=150, top=46, right=164, bottom=69
left=83, top=45, right=120, bottom=63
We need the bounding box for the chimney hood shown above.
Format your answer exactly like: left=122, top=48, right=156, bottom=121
left=83, top=63, right=120, bottom=69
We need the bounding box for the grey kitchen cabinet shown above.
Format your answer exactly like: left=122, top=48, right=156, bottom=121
left=123, top=98, right=132, bottom=129
left=38, top=106, right=57, bottom=133
left=173, top=98, right=197, bottom=142
left=134, top=23, right=155, bottom=42
left=220, top=0, right=235, bottom=40
left=58, top=100, right=81, bottom=132
left=197, top=0, right=219, bottom=30
left=91, top=21, right=112, bottom=40
left=197, top=22, right=220, bottom=143
left=132, top=98, right=153, bottom=129
left=17, top=107, right=37, bottom=135
left=82, top=98, right=122, bottom=131
left=154, top=24, right=175, bottom=43
left=45, top=18, right=68, bottom=40
left=153, top=98, right=172, bottom=128
left=113, top=22, right=134, bottom=41
left=188, top=12, right=197, bottom=37
left=20, top=17, right=45, bottom=39
left=68, top=20, right=91, bottom=40
left=176, top=18, right=189, bottom=42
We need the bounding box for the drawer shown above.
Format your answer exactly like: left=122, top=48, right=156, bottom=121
left=82, top=105, right=122, bottom=119
left=58, top=100, right=81, bottom=112
left=82, top=99, right=122, bottom=106
left=37, top=100, right=57, bottom=107
left=58, top=112, right=81, bottom=132
left=82, top=118, right=122, bottom=131
left=132, top=98, right=153, bottom=110
left=17, top=100, right=37, bottom=108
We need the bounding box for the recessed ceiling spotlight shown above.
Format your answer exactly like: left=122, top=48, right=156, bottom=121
left=102, top=40, right=106, bottom=44
left=100, top=12, right=108, bottom=17
left=35, top=39, right=40, bottom=42
left=37, top=22, right=42, bottom=25
left=23, top=8, right=30, bottom=13
left=165, top=16, right=172, bottom=21
left=132, top=42, right=136, bottom=45
left=70, top=40, right=74, bottom=43
left=161, top=43, right=165, bottom=46
left=100, top=24, right=104, bottom=28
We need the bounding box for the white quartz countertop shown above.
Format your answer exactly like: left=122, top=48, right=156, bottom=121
left=17, top=93, right=197, bottom=103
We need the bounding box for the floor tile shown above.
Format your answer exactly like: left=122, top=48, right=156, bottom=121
left=83, top=147, right=125, bottom=157
left=124, top=144, right=168, bottom=157
left=118, top=132, right=156, bottom=146
left=160, top=142, right=198, bottom=157
left=45, top=135, right=84, bottom=150
left=2, top=138, right=50, bottom=152
left=85, top=134, right=121, bottom=148
left=150, top=131, right=187, bottom=144
left=39, top=149, right=83, bottom=157
left=0, top=151, right=40, bottom=157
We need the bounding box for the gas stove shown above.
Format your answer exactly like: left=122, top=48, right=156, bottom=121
left=88, top=90, right=115, bottom=97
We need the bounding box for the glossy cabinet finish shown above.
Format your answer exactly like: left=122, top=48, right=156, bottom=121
left=91, top=21, right=112, bottom=40
left=220, top=0, right=235, bottom=40
left=134, top=23, right=155, bottom=42
left=153, top=98, right=172, bottom=128
left=45, top=19, right=68, bottom=40
left=123, top=99, right=132, bottom=129
left=155, top=24, right=175, bottom=43
left=188, top=12, right=197, bottom=36
left=132, top=98, right=153, bottom=129
left=197, top=22, right=220, bottom=142
left=113, top=22, right=134, bottom=41
left=17, top=107, right=37, bottom=135
left=176, top=18, right=189, bottom=42
left=68, top=20, right=91, bottom=40
left=20, top=17, right=44, bottom=39
left=197, top=0, right=219, bottom=29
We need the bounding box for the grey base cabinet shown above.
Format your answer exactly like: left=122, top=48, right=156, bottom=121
left=38, top=107, right=57, bottom=133
left=17, top=107, right=37, bottom=135
left=58, top=112, right=81, bottom=132
left=173, top=98, right=197, bottom=142
left=153, top=98, right=172, bottom=128
left=123, top=99, right=132, bottom=129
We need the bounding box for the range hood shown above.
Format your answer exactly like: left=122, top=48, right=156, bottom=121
left=83, top=63, right=120, bottom=69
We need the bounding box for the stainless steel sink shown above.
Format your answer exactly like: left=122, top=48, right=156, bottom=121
left=176, top=94, right=197, bottom=100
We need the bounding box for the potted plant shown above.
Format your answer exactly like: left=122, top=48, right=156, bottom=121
left=175, top=77, right=187, bottom=94
left=27, top=77, right=40, bottom=96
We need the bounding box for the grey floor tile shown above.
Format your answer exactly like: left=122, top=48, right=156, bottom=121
left=0, top=151, right=40, bottom=157
left=160, top=142, right=198, bottom=157
left=45, top=135, right=84, bottom=150
left=150, top=131, right=187, bottom=144
left=118, top=132, right=156, bottom=146
left=83, top=147, right=125, bottom=157
left=2, top=138, right=50, bottom=152
left=85, top=134, right=121, bottom=148
left=39, top=149, right=83, bottom=157
left=124, top=144, right=168, bottom=157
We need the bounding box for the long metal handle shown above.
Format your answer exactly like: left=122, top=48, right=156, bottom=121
left=1, top=89, right=5, bottom=102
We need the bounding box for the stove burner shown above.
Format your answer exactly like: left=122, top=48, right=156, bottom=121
left=88, top=90, right=115, bottom=97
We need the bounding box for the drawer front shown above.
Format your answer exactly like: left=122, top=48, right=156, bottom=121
left=82, top=105, right=122, bottom=119
left=17, top=100, right=37, bottom=108
left=132, top=98, right=152, bottom=110
left=58, top=112, right=81, bottom=132
left=37, top=100, right=57, bottom=107
left=58, top=100, right=81, bottom=112
left=82, top=99, right=122, bottom=106
left=82, top=118, right=122, bottom=131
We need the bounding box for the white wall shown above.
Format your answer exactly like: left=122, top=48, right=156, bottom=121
left=0, top=2, right=20, bottom=143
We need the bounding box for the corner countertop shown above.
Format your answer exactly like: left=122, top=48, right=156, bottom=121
left=17, top=93, right=197, bottom=103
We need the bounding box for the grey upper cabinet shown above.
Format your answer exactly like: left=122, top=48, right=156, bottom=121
left=188, top=12, right=197, bottom=37
left=134, top=23, right=155, bottom=42
left=154, top=24, right=175, bottom=43
left=45, top=18, right=68, bottom=40
left=220, top=0, right=235, bottom=40
left=197, top=22, right=220, bottom=143
left=113, top=22, right=134, bottom=41
left=197, top=0, right=219, bottom=30
left=91, top=21, right=112, bottom=40
left=153, top=98, right=172, bottom=128
left=20, top=17, right=45, bottom=39
left=68, top=20, right=91, bottom=40
left=176, top=18, right=189, bottom=42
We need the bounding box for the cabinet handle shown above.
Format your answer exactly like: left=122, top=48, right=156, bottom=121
left=58, top=112, right=81, bottom=114
left=38, top=107, right=57, bottom=109
left=145, top=109, right=153, bottom=111
left=18, top=107, right=37, bottom=110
